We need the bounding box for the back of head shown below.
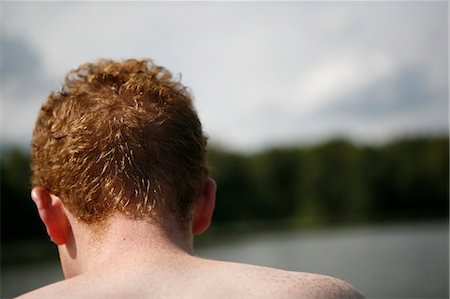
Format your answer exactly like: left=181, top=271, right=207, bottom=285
left=31, top=59, right=208, bottom=226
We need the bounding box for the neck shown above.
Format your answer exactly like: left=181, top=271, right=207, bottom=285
left=58, top=214, right=193, bottom=278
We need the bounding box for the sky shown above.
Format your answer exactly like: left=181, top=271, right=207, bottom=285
left=1, top=1, right=448, bottom=152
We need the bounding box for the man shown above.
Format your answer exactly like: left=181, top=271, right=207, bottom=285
left=20, top=59, right=364, bottom=298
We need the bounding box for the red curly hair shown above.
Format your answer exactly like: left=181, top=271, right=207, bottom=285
left=31, top=59, right=208, bottom=224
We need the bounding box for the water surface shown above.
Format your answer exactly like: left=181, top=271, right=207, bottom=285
left=2, top=222, right=448, bottom=298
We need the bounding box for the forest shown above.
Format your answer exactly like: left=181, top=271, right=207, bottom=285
left=1, top=135, right=448, bottom=244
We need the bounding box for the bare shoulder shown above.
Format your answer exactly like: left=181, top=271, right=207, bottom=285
left=17, top=276, right=103, bottom=299
left=17, top=258, right=364, bottom=299
left=284, top=271, right=365, bottom=299
left=201, top=259, right=365, bottom=299
left=15, top=274, right=120, bottom=299
left=16, top=278, right=77, bottom=299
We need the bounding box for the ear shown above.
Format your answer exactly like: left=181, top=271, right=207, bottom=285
left=192, top=178, right=216, bottom=235
left=31, top=187, right=71, bottom=245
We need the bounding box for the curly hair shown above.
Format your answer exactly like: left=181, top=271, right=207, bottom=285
left=31, top=59, right=208, bottom=225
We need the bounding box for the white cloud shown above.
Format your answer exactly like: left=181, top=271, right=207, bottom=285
left=293, top=52, right=394, bottom=116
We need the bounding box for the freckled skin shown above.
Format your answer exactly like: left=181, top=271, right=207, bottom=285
left=19, top=254, right=364, bottom=299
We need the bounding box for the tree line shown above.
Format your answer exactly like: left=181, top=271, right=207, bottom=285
left=208, top=136, right=448, bottom=227
left=1, top=136, right=448, bottom=243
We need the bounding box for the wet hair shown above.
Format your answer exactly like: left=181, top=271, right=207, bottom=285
left=31, top=59, right=208, bottom=224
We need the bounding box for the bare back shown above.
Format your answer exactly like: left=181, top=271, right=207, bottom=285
left=19, top=255, right=364, bottom=299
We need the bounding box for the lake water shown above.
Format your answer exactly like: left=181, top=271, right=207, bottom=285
left=2, top=221, right=448, bottom=298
